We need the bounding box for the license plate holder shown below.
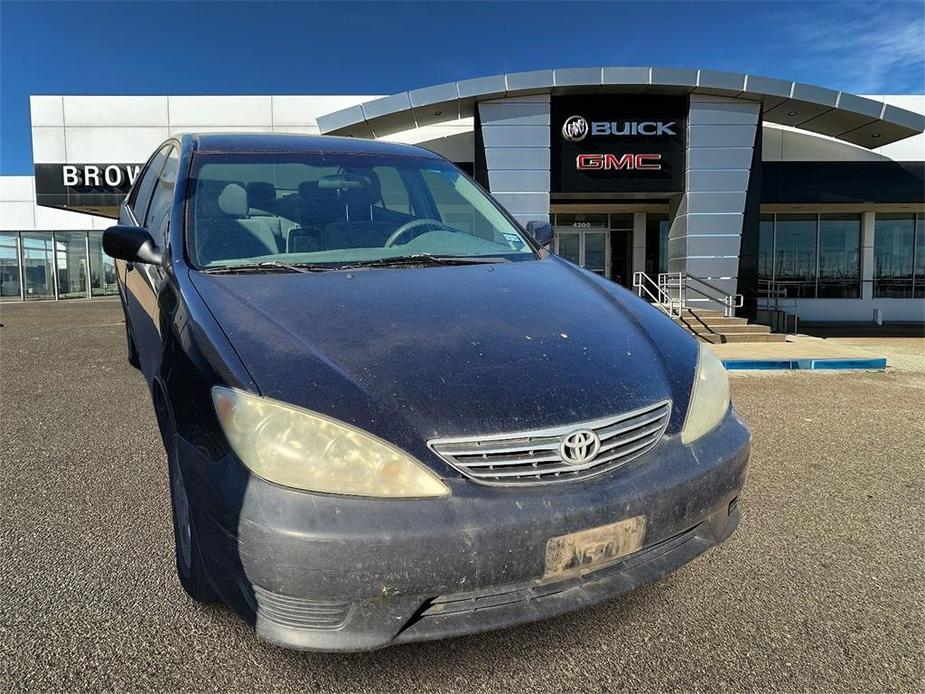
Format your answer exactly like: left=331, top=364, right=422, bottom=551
left=544, top=515, right=647, bottom=577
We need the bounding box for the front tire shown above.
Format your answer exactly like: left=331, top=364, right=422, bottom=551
left=168, top=453, right=217, bottom=603
left=156, top=391, right=217, bottom=604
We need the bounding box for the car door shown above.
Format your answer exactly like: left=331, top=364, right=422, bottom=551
left=119, top=144, right=178, bottom=382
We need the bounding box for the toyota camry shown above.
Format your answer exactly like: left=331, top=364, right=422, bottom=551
left=104, top=133, right=749, bottom=651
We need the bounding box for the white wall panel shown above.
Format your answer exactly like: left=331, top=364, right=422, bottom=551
left=167, top=125, right=271, bottom=137
left=63, top=96, right=169, bottom=127
left=0, top=176, right=35, bottom=202
left=168, top=96, right=272, bottom=127
left=271, top=95, right=377, bottom=126
left=29, top=96, right=64, bottom=127
left=0, top=202, right=35, bottom=230
left=31, top=127, right=67, bottom=163
left=33, top=204, right=100, bottom=230
left=65, top=127, right=169, bottom=161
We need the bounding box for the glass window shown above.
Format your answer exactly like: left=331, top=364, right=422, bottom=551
left=188, top=153, right=533, bottom=268
left=556, top=231, right=581, bottom=264
left=758, top=214, right=774, bottom=292
left=21, top=232, right=55, bottom=300
left=88, top=232, right=117, bottom=296
left=644, top=213, right=669, bottom=275
left=584, top=232, right=607, bottom=275
left=0, top=232, right=21, bottom=301
left=54, top=231, right=89, bottom=299
left=817, top=214, right=860, bottom=298
left=915, top=214, right=924, bottom=299
left=774, top=214, right=817, bottom=298
left=874, top=214, right=914, bottom=298
left=145, top=147, right=179, bottom=247
left=131, top=145, right=170, bottom=225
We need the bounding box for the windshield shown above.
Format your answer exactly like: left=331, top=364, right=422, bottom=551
left=186, top=152, right=536, bottom=269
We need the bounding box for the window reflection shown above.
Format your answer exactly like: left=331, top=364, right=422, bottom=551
left=818, top=215, right=860, bottom=298
left=914, top=214, right=924, bottom=299
left=55, top=231, right=89, bottom=299
left=88, top=232, right=118, bottom=296
left=0, top=232, right=21, bottom=301
left=774, top=215, right=817, bottom=298
left=21, top=233, right=55, bottom=300
left=874, top=214, right=914, bottom=298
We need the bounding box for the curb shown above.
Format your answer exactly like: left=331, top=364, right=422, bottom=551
left=722, top=357, right=887, bottom=371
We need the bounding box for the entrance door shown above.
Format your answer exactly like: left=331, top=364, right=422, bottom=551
left=554, top=214, right=611, bottom=279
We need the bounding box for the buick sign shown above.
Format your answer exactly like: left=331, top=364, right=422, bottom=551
left=562, top=117, right=678, bottom=140
left=562, top=115, right=589, bottom=142
left=551, top=95, right=687, bottom=194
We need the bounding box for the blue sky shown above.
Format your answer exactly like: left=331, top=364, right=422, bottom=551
left=1, top=0, right=923, bottom=174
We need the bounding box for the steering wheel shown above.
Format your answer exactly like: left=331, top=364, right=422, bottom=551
left=384, top=218, right=449, bottom=247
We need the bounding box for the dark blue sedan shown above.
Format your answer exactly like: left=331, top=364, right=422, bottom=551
left=104, top=133, right=749, bottom=651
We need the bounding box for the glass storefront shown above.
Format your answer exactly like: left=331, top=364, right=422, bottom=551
left=758, top=213, right=861, bottom=299
left=874, top=213, right=924, bottom=298
left=0, top=230, right=116, bottom=301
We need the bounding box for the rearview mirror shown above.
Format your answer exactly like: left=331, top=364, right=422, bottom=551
left=103, top=226, right=163, bottom=266
left=526, top=221, right=554, bottom=248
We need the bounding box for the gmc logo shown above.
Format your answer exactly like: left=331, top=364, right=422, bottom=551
left=576, top=154, right=663, bottom=171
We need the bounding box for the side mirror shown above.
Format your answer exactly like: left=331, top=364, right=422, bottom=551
left=103, top=226, right=163, bottom=266
left=526, top=221, right=554, bottom=248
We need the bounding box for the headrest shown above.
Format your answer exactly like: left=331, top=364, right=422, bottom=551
left=339, top=169, right=381, bottom=208
left=218, top=183, right=248, bottom=219
left=298, top=181, right=343, bottom=226
left=247, top=181, right=276, bottom=211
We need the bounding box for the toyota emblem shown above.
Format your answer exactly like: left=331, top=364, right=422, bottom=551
left=559, top=429, right=601, bottom=465
left=561, top=115, right=589, bottom=142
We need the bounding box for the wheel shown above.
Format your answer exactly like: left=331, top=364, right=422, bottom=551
left=168, top=453, right=217, bottom=603
left=158, top=397, right=217, bottom=603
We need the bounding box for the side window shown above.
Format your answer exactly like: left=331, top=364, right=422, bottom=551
left=130, top=146, right=170, bottom=225
left=144, top=147, right=180, bottom=248
left=373, top=166, right=411, bottom=214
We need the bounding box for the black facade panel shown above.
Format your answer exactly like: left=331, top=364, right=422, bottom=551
left=761, top=161, right=925, bottom=204
left=550, top=96, right=687, bottom=194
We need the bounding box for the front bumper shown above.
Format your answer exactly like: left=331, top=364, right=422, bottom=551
left=181, top=408, right=750, bottom=651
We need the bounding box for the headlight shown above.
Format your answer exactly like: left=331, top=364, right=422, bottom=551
left=681, top=344, right=730, bottom=444
left=212, top=387, right=449, bottom=498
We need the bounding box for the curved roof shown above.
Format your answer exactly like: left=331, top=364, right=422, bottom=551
left=316, top=67, right=925, bottom=149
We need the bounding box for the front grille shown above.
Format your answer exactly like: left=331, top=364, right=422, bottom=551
left=429, top=400, right=671, bottom=485
left=253, top=586, right=352, bottom=631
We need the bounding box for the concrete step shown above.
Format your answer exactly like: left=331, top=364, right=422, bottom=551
left=675, top=316, right=749, bottom=327
left=692, top=331, right=788, bottom=344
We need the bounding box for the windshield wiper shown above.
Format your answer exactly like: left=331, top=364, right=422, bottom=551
left=338, top=254, right=510, bottom=270
left=202, top=261, right=335, bottom=274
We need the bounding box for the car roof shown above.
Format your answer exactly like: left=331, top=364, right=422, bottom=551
left=179, top=132, right=442, bottom=159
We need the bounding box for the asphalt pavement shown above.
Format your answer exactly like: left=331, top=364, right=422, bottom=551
left=1, top=300, right=922, bottom=693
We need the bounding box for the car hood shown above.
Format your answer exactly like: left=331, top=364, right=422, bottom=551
left=190, top=256, right=697, bottom=454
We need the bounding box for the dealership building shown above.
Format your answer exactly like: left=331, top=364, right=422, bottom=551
left=1, top=66, right=923, bottom=324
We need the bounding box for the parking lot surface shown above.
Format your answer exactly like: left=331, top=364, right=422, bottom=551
left=1, top=300, right=922, bottom=693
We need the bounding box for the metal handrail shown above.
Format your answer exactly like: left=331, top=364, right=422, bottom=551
left=678, top=273, right=743, bottom=318
left=633, top=271, right=681, bottom=318
left=636, top=271, right=744, bottom=318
